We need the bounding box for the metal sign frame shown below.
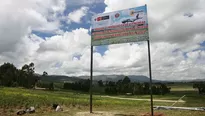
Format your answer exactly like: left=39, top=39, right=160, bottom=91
left=90, top=4, right=154, bottom=116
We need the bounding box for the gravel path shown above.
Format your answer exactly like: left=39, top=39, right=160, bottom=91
left=101, top=96, right=185, bottom=103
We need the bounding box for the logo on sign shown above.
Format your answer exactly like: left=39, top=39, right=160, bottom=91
left=115, top=13, right=120, bottom=18
left=95, top=15, right=109, bottom=21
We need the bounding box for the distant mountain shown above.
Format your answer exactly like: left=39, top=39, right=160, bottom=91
left=39, top=74, right=162, bottom=83
left=168, top=78, right=205, bottom=83
left=38, top=73, right=205, bottom=83
left=190, top=79, right=205, bottom=82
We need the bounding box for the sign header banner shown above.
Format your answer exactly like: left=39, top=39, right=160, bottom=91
left=91, top=5, right=149, bottom=46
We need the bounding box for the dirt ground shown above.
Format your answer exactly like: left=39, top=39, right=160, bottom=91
left=75, top=111, right=164, bottom=116
left=75, top=111, right=120, bottom=116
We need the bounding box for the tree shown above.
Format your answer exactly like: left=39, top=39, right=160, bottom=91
left=49, top=82, right=54, bottom=91
left=133, top=83, right=143, bottom=95
left=64, top=83, right=72, bottom=89
left=159, top=83, right=171, bottom=95
left=116, top=79, right=123, bottom=94
left=36, top=71, right=48, bottom=88
left=63, top=79, right=90, bottom=92
left=21, top=62, right=36, bottom=88
left=122, top=76, right=131, bottom=85
left=22, top=62, right=35, bottom=74
left=43, top=71, right=48, bottom=76
left=0, top=63, right=18, bottom=87
left=98, top=80, right=104, bottom=87
left=108, top=81, right=115, bottom=86
left=0, top=62, right=39, bottom=88
left=193, top=82, right=205, bottom=94
left=143, top=82, right=150, bottom=94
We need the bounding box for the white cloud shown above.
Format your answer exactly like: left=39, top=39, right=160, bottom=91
left=0, top=0, right=66, bottom=66
left=104, top=0, right=205, bottom=44
left=33, top=28, right=91, bottom=74
left=66, top=0, right=104, bottom=6
left=97, top=0, right=205, bottom=80
left=68, top=6, right=89, bottom=23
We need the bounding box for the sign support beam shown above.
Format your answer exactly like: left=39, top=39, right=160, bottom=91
left=90, top=45, right=93, bottom=113
left=147, top=40, right=154, bottom=116
left=90, top=5, right=152, bottom=115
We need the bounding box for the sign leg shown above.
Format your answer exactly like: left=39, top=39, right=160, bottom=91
left=147, top=40, right=154, bottom=116
left=90, top=45, right=93, bottom=113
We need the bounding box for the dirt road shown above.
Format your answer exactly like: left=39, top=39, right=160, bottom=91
left=101, top=96, right=185, bottom=103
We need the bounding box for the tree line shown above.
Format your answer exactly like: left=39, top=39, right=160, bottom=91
left=1, top=62, right=204, bottom=95
left=103, top=76, right=171, bottom=95
left=0, top=62, right=52, bottom=89
left=193, top=82, right=205, bottom=94
left=64, top=79, right=90, bottom=92
left=0, top=62, right=39, bottom=88
left=64, top=76, right=171, bottom=95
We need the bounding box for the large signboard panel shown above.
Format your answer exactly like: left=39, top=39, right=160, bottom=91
left=91, top=5, right=149, bottom=46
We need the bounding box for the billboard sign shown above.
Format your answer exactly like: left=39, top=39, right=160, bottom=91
left=91, top=5, right=149, bottom=46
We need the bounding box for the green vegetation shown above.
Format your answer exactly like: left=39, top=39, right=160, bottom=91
left=103, top=79, right=170, bottom=95
left=0, top=83, right=205, bottom=116
left=0, top=62, right=205, bottom=115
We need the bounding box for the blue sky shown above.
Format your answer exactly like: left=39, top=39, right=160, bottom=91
left=33, top=1, right=108, bottom=55
left=64, top=1, right=106, bottom=31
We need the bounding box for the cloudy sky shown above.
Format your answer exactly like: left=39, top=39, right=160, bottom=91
left=0, top=0, right=205, bottom=80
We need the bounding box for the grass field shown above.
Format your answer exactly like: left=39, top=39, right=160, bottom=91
left=0, top=83, right=205, bottom=116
